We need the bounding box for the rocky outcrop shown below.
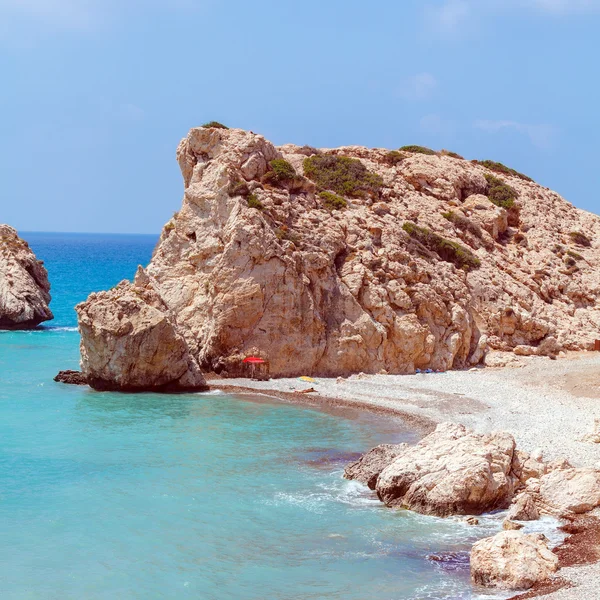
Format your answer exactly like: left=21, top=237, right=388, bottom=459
left=77, top=126, right=600, bottom=384
left=470, top=531, right=558, bottom=590
left=507, top=492, right=540, bottom=521
left=77, top=277, right=206, bottom=391
left=373, top=423, right=522, bottom=516
left=0, top=225, right=53, bottom=329
left=343, top=443, right=408, bottom=489
left=537, top=467, right=600, bottom=516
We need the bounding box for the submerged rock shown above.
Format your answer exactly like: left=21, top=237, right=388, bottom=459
left=470, top=531, right=558, bottom=590
left=0, top=225, right=53, bottom=329
left=343, top=443, right=408, bottom=489
left=374, top=423, right=521, bottom=516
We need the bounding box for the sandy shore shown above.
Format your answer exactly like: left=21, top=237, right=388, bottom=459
left=212, top=351, right=600, bottom=599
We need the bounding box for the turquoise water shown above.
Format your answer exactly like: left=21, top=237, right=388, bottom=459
left=0, top=233, right=508, bottom=599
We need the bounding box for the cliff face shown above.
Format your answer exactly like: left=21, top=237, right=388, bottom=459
left=76, top=127, right=600, bottom=387
left=0, top=225, right=53, bottom=329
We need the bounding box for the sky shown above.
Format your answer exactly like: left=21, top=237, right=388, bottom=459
left=1, top=0, right=600, bottom=234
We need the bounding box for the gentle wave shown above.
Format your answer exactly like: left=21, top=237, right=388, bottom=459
left=0, top=326, right=78, bottom=333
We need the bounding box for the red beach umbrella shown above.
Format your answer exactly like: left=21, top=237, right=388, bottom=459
left=243, top=356, right=266, bottom=364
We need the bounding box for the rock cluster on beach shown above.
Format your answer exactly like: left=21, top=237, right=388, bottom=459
left=345, top=422, right=600, bottom=591
left=75, top=125, right=600, bottom=388
left=0, top=225, right=53, bottom=329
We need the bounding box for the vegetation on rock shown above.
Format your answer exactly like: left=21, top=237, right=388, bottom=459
left=476, top=160, right=533, bottom=182
left=228, top=179, right=250, bottom=196
left=399, top=145, right=436, bottom=156
left=442, top=211, right=483, bottom=238
left=484, top=174, right=518, bottom=209
left=403, top=221, right=481, bottom=271
left=275, top=225, right=300, bottom=244
left=319, top=191, right=347, bottom=211
left=247, top=194, right=264, bottom=210
left=441, top=149, right=464, bottom=160
left=303, top=154, right=383, bottom=198
left=262, top=159, right=302, bottom=187
left=384, top=150, right=407, bottom=166
left=201, top=121, right=228, bottom=129
left=569, top=231, right=592, bottom=247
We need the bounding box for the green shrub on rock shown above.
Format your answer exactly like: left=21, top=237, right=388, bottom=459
left=399, top=145, right=436, bottom=156
left=228, top=179, right=250, bottom=196
left=442, top=211, right=483, bottom=238
left=384, top=150, right=406, bottom=166
left=569, top=231, right=592, bottom=247
left=262, top=159, right=303, bottom=188
left=441, top=149, right=464, bottom=160
left=201, top=121, right=229, bottom=129
left=319, top=191, right=347, bottom=211
left=247, top=194, right=264, bottom=210
left=484, top=174, right=518, bottom=209
left=566, top=249, right=584, bottom=261
left=476, top=160, right=533, bottom=182
left=402, top=222, right=481, bottom=271
left=303, top=154, right=383, bottom=198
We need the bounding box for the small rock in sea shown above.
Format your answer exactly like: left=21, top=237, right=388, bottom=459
left=54, top=370, right=88, bottom=386
left=503, top=520, right=524, bottom=531
left=464, top=517, right=480, bottom=526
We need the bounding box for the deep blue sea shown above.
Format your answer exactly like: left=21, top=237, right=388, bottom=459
left=0, top=233, right=515, bottom=599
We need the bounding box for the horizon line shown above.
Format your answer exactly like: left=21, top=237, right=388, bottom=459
left=19, top=230, right=161, bottom=236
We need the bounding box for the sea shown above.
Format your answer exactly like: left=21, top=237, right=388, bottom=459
left=0, top=232, right=551, bottom=599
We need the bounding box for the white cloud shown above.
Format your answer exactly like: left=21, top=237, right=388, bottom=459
left=118, top=103, right=146, bottom=122
left=424, top=0, right=600, bottom=33
left=0, top=0, right=203, bottom=43
left=425, top=0, right=472, bottom=34
left=474, top=119, right=557, bottom=149
left=0, top=0, right=99, bottom=30
left=420, top=114, right=456, bottom=136
left=533, top=0, right=600, bottom=12
left=398, top=72, right=438, bottom=101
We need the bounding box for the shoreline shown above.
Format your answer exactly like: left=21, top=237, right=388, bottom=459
left=211, top=382, right=437, bottom=435
left=212, top=352, right=600, bottom=599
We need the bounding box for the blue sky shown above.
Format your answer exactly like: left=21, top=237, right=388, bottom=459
left=1, top=0, right=599, bottom=233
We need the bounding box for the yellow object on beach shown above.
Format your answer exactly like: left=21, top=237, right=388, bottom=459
left=299, top=376, right=316, bottom=383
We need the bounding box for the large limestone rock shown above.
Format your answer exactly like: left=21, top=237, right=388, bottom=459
left=0, top=225, right=53, bottom=329
left=77, top=275, right=206, bottom=391
left=375, top=423, right=521, bottom=516
left=537, top=467, right=600, bottom=515
left=0, top=225, right=54, bottom=329
left=343, top=443, right=408, bottom=490
left=470, top=531, right=558, bottom=590
left=76, top=126, right=600, bottom=383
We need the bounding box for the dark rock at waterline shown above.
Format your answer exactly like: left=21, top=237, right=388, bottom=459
left=301, top=448, right=364, bottom=469
left=343, top=443, right=408, bottom=489
left=427, top=551, right=470, bottom=573
left=54, top=370, right=88, bottom=385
